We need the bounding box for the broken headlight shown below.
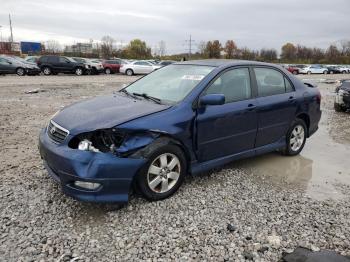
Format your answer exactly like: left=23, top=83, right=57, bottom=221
left=69, top=129, right=125, bottom=153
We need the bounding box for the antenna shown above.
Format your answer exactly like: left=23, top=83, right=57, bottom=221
left=185, top=35, right=195, bottom=59
left=9, top=14, right=13, bottom=42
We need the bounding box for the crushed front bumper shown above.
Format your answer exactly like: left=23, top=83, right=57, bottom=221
left=335, top=91, right=350, bottom=108
left=38, top=128, right=146, bottom=203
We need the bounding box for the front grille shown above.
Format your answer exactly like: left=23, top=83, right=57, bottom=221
left=47, top=120, right=69, bottom=143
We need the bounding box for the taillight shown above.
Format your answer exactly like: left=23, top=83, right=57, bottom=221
left=316, top=90, right=321, bottom=104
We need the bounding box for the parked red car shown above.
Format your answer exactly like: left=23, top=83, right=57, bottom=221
left=286, top=65, right=299, bottom=75
left=102, top=59, right=124, bottom=74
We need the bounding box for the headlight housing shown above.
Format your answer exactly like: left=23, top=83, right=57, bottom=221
left=69, top=129, right=125, bottom=153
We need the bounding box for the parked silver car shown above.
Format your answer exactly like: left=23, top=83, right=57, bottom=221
left=120, top=61, right=161, bottom=76
left=0, top=55, right=41, bottom=76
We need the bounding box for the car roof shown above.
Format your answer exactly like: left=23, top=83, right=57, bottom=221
left=174, top=59, right=280, bottom=68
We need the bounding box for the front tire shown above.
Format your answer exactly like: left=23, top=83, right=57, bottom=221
left=136, top=144, right=186, bottom=201
left=307, top=71, right=311, bottom=75
left=126, top=69, right=134, bottom=76
left=292, top=70, right=298, bottom=75
left=283, top=119, right=307, bottom=156
left=334, top=102, right=345, bottom=112
left=323, top=70, right=328, bottom=74
left=42, top=67, right=52, bottom=75
left=16, top=68, right=25, bottom=76
left=104, top=68, right=111, bottom=74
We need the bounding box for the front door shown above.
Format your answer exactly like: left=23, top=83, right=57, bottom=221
left=196, top=67, right=258, bottom=162
left=58, top=57, right=73, bottom=72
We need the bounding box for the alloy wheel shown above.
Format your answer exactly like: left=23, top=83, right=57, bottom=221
left=147, top=153, right=181, bottom=193
left=290, top=125, right=305, bottom=152
left=17, top=68, right=25, bottom=76
left=76, top=68, right=83, bottom=76
left=43, top=67, right=51, bottom=75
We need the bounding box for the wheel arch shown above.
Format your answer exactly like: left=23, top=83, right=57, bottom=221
left=129, top=134, right=192, bottom=174
left=296, top=113, right=310, bottom=136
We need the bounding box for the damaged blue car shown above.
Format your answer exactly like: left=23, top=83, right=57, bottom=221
left=39, top=60, right=322, bottom=203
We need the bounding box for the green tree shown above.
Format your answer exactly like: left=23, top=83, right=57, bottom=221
left=205, top=40, right=222, bottom=58
left=125, top=39, right=152, bottom=59
left=281, top=43, right=296, bottom=62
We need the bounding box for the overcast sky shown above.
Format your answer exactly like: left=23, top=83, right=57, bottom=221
left=0, top=0, right=349, bottom=54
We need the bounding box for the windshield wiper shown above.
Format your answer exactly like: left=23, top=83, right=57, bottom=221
left=120, top=89, right=138, bottom=99
left=132, top=92, right=162, bottom=104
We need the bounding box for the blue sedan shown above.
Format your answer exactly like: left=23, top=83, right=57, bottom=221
left=39, top=60, right=322, bottom=203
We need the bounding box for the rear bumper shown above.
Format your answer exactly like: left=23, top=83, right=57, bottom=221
left=38, top=128, right=146, bottom=203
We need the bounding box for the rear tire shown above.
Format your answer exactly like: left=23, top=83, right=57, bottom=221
left=104, top=68, right=111, bottom=74
left=282, top=119, right=307, bottom=156
left=307, top=71, right=311, bottom=75
left=16, top=67, right=25, bottom=76
left=136, top=144, right=186, bottom=201
left=334, top=102, right=345, bottom=112
left=292, top=70, right=298, bottom=75
left=323, top=70, right=328, bottom=74
left=75, top=67, right=83, bottom=76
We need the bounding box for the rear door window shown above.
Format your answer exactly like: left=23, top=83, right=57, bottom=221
left=48, top=56, right=58, bottom=63
left=254, top=67, right=292, bottom=96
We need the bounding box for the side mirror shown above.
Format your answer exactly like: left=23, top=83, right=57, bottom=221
left=199, top=94, right=225, bottom=106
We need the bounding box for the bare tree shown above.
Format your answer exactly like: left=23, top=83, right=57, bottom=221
left=45, top=40, right=62, bottom=54
left=197, top=41, right=206, bottom=57
left=101, top=35, right=115, bottom=59
left=224, top=40, right=238, bottom=59
left=158, top=40, right=166, bottom=57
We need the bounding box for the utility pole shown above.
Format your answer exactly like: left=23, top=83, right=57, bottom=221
left=9, top=14, right=13, bottom=43
left=185, top=35, right=195, bottom=60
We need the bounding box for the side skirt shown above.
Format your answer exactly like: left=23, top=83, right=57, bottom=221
left=190, top=137, right=286, bottom=175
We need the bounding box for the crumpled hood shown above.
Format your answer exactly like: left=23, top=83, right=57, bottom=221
left=52, top=93, right=170, bottom=135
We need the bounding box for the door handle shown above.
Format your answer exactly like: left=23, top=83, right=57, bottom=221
left=288, top=96, right=296, bottom=102
left=246, top=104, right=256, bottom=111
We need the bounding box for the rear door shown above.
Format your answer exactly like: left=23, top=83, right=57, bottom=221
left=196, top=67, right=258, bottom=162
left=253, top=67, right=297, bottom=147
left=133, top=61, right=153, bottom=74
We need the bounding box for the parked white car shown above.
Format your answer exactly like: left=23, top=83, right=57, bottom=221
left=120, top=61, right=162, bottom=76
left=337, top=66, right=349, bottom=74
left=299, top=65, right=328, bottom=74
left=88, top=59, right=104, bottom=74
left=71, top=57, right=104, bottom=74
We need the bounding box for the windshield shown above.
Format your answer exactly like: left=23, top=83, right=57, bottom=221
left=124, top=64, right=214, bottom=103
left=68, top=57, right=78, bottom=62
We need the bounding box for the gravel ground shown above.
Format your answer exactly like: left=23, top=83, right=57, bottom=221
left=0, top=74, right=349, bottom=261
